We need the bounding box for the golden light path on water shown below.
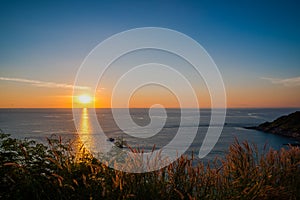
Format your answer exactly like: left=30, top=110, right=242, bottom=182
left=75, top=108, right=113, bottom=160
left=78, top=108, right=94, bottom=150
left=74, top=108, right=95, bottom=159
left=80, top=108, right=90, bottom=135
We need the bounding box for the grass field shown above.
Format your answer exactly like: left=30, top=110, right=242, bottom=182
left=0, top=132, right=299, bottom=199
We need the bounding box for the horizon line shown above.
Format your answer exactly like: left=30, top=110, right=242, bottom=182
left=0, top=107, right=299, bottom=109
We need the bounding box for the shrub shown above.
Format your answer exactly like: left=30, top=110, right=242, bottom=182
left=0, top=132, right=299, bottom=199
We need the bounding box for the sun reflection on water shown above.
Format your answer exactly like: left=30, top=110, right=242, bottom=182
left=78, top=108, right=95, bottom=151
left=72, top=108, right=96, bottom=160
left=80, top=108, right=90, bottom=134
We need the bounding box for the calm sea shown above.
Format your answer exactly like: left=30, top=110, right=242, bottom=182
left=0, top=108, right=298, bottom=162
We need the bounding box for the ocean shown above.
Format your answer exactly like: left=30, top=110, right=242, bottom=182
left=0, top=108, right=298, bottom=162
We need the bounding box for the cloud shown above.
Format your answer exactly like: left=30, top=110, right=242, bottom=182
left=261, top=76, right=300, bottom=87
left=0, top=77, right=90, bottom=90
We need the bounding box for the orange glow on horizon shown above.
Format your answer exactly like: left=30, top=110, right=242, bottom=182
left=0, top=81, right=299, bottom=108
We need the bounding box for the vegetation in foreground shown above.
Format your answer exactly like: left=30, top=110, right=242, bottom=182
left=0, top=132, right=299, bottom=200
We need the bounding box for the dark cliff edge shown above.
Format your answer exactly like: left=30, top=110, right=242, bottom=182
left=245, top=111, right=300, bottom=143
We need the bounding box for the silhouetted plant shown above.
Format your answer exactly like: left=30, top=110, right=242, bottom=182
left=0, top=131, right=299, bottom=199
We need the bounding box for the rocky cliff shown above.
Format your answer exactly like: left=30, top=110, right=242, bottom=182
left=245, top=111, right=300, bottom=141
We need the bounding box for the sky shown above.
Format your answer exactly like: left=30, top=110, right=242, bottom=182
left=0, top=0, right=300, bottom=108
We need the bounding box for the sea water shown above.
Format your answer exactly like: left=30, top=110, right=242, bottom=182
left=0, top=108, right=298, bottom=162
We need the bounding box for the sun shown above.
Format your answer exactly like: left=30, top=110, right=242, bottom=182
left=78, top=95, right=92, bottom=104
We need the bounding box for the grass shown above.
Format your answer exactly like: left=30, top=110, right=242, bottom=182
left=0, top=131, right=299, bottom=199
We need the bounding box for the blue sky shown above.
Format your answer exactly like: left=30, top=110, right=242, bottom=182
left=0, top=0, right=300, bottom=107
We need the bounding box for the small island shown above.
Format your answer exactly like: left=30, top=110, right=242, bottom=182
left=245, top=111, right=300, bottom=142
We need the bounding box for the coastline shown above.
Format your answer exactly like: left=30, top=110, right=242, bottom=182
left=244, top=111, right=300, bottom=143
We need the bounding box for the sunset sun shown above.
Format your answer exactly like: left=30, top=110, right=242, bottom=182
left=78, top=95, right=92, bottom=104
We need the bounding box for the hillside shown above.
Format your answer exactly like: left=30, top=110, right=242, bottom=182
left=246, top=111, right=300, bottom=141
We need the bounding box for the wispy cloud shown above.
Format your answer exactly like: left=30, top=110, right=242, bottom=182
left=261, top=76, right=300, bottom=87
left=0, top=77, right=89, bottom=90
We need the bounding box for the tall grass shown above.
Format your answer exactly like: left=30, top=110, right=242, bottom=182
left=0, top=132, right=299, bottom=199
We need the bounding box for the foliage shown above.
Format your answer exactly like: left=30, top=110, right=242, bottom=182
left=0, top=132, right=299, bottom=199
